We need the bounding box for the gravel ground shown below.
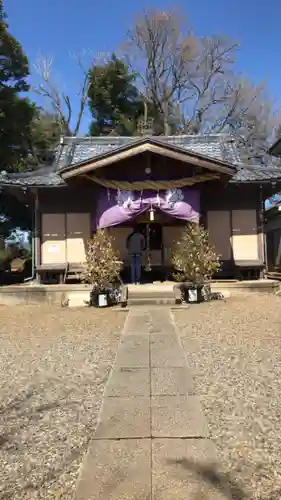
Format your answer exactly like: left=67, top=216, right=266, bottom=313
left=174, top=295, right=281, bottom=500
left=0, top=305, right=126, bottom=500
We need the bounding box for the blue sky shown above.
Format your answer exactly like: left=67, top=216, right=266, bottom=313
left=5, top=0, right=281, bottom=134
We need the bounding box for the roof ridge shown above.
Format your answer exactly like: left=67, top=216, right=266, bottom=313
left=61, top=133, right=234, bottom=145
left=62, top=136, right=136, bottom=145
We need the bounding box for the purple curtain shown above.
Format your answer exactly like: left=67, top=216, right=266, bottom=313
left=94, top=187, right=200, bottom=230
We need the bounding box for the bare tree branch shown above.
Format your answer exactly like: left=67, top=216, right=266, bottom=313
left=33, top=55, right=70, bottom=135
left=123, top=8, right=281, bottom=156
left=69, top=50, right=92, bottom=136
left=123, top=8, right=197, bottom=134
left=33, top=51, right=92, bottom=136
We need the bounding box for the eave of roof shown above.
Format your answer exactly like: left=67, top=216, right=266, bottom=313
left=2, top=165, right=281, bottom=188
left=268, top=137, right=281, bottom=157
left=0, top=165, right=66, bottom=188
left=1, top=134, right=281, bottom=188
left=265, top=202, right=281, bottom=219
left=231, top=164, right=281, bottom=183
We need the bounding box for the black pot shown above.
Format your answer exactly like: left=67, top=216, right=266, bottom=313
left=181, top=283, right=204, bottom=304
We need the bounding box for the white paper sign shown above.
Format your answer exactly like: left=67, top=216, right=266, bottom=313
left=188, top=289, right=198, bottom=302
left=98, top=294, right=108, bottom=307
left=47, top=244, right=60, bottom=253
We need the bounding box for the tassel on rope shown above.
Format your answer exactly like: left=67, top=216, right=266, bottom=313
left=156, top=190, right=160, bottom=206
left=149, top=204, right=155, bottom=221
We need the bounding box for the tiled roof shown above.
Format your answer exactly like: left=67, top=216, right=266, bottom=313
left=1, top=134, right=281, bottom=187
left=0, top=165, right=65, bottom=187
left=56, top=136, right=137, bottom=169
left=232, top=164, right=281, bottom=183
left=56, top=134, right=241, bottom=170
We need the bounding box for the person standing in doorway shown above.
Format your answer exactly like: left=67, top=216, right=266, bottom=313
left=126, top=225, right=145, bottom=284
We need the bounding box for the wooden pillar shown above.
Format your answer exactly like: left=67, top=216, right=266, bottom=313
left=34, top=189, right=41, bottom=283
left=259, top=184, right=267, bottom=277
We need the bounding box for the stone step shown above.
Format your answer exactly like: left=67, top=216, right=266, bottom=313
left=128, top=284, right=174, bottom=299
left=127, top=284, right=175, bottom=306
left=128, top=297, right=175, bottom=306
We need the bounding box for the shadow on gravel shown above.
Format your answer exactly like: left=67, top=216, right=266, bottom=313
left=169, top=458, right=245, bottom=499
left=0, top=384, right=80, bottom=451
left=169, top=458, right=281, bottom=500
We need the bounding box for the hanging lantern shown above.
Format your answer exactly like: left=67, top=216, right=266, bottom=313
left=149, top=205, right=155, bottom=221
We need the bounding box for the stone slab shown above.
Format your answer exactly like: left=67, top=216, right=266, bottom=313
left=152, top=438, right=228, bottom=500
left=120, top=335, right=149, bottom=349
left=151, top=395, right=209, bottom=438
left=105, top=367, right=150, bottom=397
left=151, top=367, right=194, bottom=396
left=74, top=439, right=151, bottom=500
left=94, top=397, right=150, bottom=438
left=123, top=311, right=150, bottom=336
left=149, top=310, right=176, bottom=335
left=150, top=346, right=186, bottom=368
left=115, top=345, right=149, bottom=368
left=150, top=334, right=181, bottom=349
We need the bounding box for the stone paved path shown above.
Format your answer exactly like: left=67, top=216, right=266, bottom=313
left=74, top=309, right=231, bottom=499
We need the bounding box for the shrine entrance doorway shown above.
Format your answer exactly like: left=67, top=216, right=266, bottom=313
left=138, top=222, right=164, bottom=281
left=111, top=210, right=186, bottom=283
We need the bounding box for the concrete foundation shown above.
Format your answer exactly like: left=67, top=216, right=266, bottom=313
left=0, top=280, right=279, bottom=306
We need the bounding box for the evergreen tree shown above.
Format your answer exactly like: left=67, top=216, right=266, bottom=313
left=29, top=110, right=61, bottom=165
left=0, top=0, right=35, bottom=171
left=88, top=54, right=143, bottom=136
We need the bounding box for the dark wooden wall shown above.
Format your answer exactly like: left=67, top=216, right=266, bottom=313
left=38, top=183, right=98, bottom=213
left=37, top=180, right=264, bottom=276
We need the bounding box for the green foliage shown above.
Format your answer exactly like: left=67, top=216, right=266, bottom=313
left=0, top=1, right=29, bottom=93
left=0, top=95, right=36, bottom=172
left=29, top=110, right=61, bottom=165
left=0, top=192, right=31, bottom=238
left=172, top=224, right=221, bottom=285
left=0, top=246, right=15, bottom=271
left=0, top=0, right=36, bottom=172
left=88, top=54, right=143, bottom=136
left=0, top=242, right=30, bottom=271
left=82, top=229, right=122, bottom=291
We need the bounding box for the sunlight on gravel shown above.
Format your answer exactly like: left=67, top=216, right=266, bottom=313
left=2, top=296, right=281, bottom=500
left=0, top=305, right=126, bottom=500
left=175, top=295, right=281, bottom=500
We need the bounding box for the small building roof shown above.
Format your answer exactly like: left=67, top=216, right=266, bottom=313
left=0, top=164, right=64, bottom=188
left=1, top=134, right=281, bottom=188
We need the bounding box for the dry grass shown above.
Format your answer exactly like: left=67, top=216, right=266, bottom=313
left=0, top=305, right=126, bottom=500
left=174, top=295, right=281, bottom=500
